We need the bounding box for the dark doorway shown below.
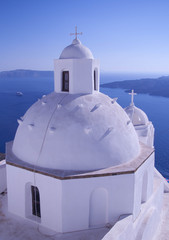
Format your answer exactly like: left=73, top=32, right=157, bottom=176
left=31, top=186, right=41, bottom=218
left=62, top=71, right=69, bottom=92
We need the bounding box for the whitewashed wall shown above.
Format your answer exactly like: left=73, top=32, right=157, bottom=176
left=54, top=59, right=100, bottom=94
left=133, top=153, right=154, bottom=220
left=7, top=165, right=62, bottom=232
left=102, top=176, right=164, bottom=240
left=7, top=153, right=154, bottom=233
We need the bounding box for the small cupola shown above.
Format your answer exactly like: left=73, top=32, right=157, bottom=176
left=124, top=89, right=154, bottom=147
left=54, top=27, right=100, bottom=94
left=59, top=38, right=94, bottom=60
left=125, top=90, right=149, bottom=126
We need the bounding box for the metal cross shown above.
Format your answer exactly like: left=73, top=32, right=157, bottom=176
left=70, top=26, right=82, bottom=40
left=129, top=89, right=137, bottom=106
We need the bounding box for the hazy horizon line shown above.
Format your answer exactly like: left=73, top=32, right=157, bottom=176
left=0, top=68, right=169, bottom=76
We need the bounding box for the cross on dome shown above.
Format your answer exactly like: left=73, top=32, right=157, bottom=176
left=70, top=26, right=82, bottom=40
left=129, top=89, right=137, bottom=106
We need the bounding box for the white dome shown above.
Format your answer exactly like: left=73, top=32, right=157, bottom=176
left=12, top=92, right=140, bottom=171
left=125, top=105, right=149, bottom=126
left=59, top=39, right=94, bottom=59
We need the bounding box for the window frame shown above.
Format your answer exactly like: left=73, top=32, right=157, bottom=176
left=94, top=69, right=97, bottom=91
left=31, top=186, right=41, bottom=218
left=62, top=71, right=69, bottom=92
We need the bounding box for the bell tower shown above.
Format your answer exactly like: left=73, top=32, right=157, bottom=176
left=54, top=28, right=100, bottom=94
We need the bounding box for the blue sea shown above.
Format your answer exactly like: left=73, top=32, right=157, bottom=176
left=0, top=73, right=169, bottom=178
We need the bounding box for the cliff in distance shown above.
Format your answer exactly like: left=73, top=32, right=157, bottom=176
left=101, top=76, right=169, bottom=98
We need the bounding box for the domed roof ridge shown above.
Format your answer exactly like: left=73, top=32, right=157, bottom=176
left=125, top=89, right=149, bottom=126
left=12, top=92, right=140, bottom=171
left=59, top=38, right=94, bottom=59
left=125, top=104, right=149, bottom=126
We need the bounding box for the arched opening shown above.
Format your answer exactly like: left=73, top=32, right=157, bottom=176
left=94, top=69, right=98, bottom=91
left=89, top=188, right=108, bottom=227
left=31, top=185, right=41, bottom=218
left=141, top=171, right=148, bottom=203
left=62, top=71, right=69, bottom=92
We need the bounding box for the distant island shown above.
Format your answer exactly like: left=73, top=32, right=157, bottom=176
left=101, top=76, right=169, bottom=98
left=1, top=70, right=169, bottom=98
left=0, top=69, right=54, bottom=80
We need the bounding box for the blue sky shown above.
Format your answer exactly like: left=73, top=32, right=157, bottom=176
left=1, top=0, right=169, bottom=73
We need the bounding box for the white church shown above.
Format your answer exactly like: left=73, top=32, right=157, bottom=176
left=0, top=29, right=169, bottom=240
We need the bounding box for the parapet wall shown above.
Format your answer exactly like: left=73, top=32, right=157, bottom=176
left=0, top=160, right=7, bottom=193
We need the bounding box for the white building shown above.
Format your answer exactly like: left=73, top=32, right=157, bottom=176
left=1, top=31, right=169, bottom=240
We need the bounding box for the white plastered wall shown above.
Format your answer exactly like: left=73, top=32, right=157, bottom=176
left=7, top=165, right=134, bottom=233
left=54, top=59, right=100, bottom=94
left=6, top=165, right=63, bottom=232
left=61, top=174, right=135, bottom=232
left=6, top=153, right=154, bottom=233
left=102, top=177, right=164, bottom=240
left=132, top=153, right=154, bottom=220
left=58, top=155, right=154, bottom=233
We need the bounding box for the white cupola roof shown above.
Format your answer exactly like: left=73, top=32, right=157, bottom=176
left=125, top=105, right=149, bottom=126
left=124, top=90, right=154, bottom=147
left=124, top=90, right=149, bottom=126
left=12, top=92, right=140, bottom=171
left=54, top=28, right=99, bottom=94
left=59, top=38, right=94, bottom=59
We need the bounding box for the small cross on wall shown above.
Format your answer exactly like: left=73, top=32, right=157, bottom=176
left=129, top=89, right=137, bottom=106
left=70, top=26, right=82, bottom=40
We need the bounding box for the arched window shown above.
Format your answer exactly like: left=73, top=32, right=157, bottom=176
left=89, top=188, right=108, bottom=227
left=94, top=69, right=98, bottom=91
left=62, top=71, right=69, bottom=92
left=31, top=186, right=41, bottom=218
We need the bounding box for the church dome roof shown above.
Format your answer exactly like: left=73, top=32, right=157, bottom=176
left=12, top=92, right=140, bottom=171
left=125, top=105, right=149, bottom=126
left=59, top=39, right=94, bottom=59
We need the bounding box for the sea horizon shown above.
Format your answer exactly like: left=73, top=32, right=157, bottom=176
left=0, top=73, right=169, bottom=179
